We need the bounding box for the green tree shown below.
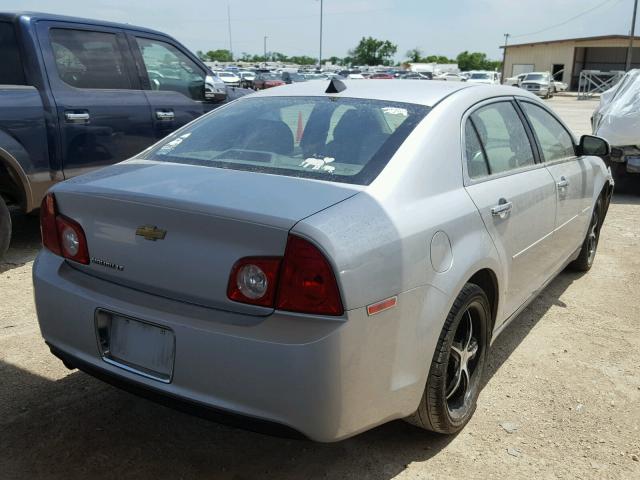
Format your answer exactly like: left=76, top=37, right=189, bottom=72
left=205, top=49, right=233, bottom=62
left=349, top=37, right=397, bottom=66
left=456, top=51, right=501, bottom=71
left=424, top=55, right=455, bottom=64
left=406, top=47, right=423, bottom=63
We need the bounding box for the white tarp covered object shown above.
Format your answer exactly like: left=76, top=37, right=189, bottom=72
left=593, top=69, right=640, bottom=146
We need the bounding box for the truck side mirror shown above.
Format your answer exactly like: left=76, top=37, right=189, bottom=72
left=578, top=135, right=610, bottom=158
left=204, top=75, right=227, bottom=103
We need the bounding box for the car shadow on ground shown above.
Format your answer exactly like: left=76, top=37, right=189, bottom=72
left=2, top=269, right=587, bottom=480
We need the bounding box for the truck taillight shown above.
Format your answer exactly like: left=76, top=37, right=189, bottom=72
left=226, top=235, right=344, bottom=316
left=40, top=193, right=89, bottom=265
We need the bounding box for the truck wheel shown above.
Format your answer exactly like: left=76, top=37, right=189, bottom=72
left=0, top=196, right=11, bottom=259
left=405, top=283, right=490, bottom=434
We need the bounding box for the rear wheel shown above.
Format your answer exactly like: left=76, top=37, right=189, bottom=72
left=569, top=196, right=603, bottom=272
left=0, top=196, right=11, bottom=259
left=405, top=283, right=490, bottom=434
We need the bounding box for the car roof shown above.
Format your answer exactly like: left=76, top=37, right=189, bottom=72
left=0, top=11, right=165, bottom=36
left=250, top=79, right=478, bottom=107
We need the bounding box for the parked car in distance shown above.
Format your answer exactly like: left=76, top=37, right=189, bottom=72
left=369, top=73, right=394, bottom=79
left=304, top=73, right=329, bottom=81
left=346, top=73, right=365, bottom=79
left=238, top=70, right=256, bottom=89
left=402, top=72, right=432, bottom=80
left=216, top=71, right=241, bottom=87
left=281, top=72, right=307, bottom=84
left=253, top=72, right=286, bottom=90
left=504, top=73, right=528, bottom=86
left=34, top=79, right=613, bottom=442
left=0, top=11, right=248, bottom=259
left=435, top=72, right=467, bottom=82
left=520, top=72, right=554, bottom=99
left=466, top=71, right=500, bottom=84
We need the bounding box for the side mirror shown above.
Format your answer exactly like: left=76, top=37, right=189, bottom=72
left=578, top=135, right=610, bottom=157
left=204, top=74, right=227, bottom=103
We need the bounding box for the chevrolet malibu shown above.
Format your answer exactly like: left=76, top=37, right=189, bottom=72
left=33, top=80, right=613, bottom=441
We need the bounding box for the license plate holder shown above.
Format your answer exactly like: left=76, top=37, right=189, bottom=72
left=95, top=310, right=175, bottom=383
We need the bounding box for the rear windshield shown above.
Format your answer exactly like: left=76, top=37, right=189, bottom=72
left=142, top=96, right=429, bottom=185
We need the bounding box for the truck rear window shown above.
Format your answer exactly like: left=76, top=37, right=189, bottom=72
left=142, top=96, right=429, bottom=185
left=0, top=22, right=26, bottom=85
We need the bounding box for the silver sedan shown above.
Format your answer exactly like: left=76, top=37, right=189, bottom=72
left=33, top=79, right=613, bottom=441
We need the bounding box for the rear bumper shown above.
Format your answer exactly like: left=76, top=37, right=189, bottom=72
left=33, top=250, right=443, bottom=441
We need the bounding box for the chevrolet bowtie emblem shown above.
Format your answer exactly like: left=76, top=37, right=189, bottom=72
left=135, top=225, right=167, bottom=241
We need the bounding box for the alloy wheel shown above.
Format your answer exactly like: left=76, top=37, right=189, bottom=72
left=446, top=305, right=484, bottom=420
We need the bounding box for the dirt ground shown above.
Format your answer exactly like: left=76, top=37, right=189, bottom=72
left=1, top=96, right=639, bottom=480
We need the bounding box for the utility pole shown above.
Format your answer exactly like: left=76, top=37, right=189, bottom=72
left=626, top=0, right=638, bottom=71
left=227, top=4, right=233, bottom=61
left=500, top=33, right=510, bottom=84
left=318, top=0, right=324, bottom=70
left=263, top=35, right=268, bottom=64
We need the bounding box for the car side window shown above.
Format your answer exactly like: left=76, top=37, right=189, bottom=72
left=0, top=22, right=26, bottom=85
left=470, top=102, right=535, bottom=175
left=465, top=119, right=489, bottom=178
left=521, top=102, right=575, bottom=162
left=135, top=37, right=205, bottom=101
left=50, top=29, right=132, bottom=89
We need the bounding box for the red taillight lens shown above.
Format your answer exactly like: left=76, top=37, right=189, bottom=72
left=40, top=193, right=61, bottom=255
left=227, top=257, right=281, bottom=307
left=39, top=193, right=89, bottom=265
left=276, top=235, right=344, bottom=316
left=226, top=235, right=344, bottom=316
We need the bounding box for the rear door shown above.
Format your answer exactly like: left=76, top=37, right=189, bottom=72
left=463, top=99, right=558, bottom=320
left=36, top=21, right=154, bottom=177
left=127, top=33, right=209, bottom=140
left=518, top=100, right=593, bottom=263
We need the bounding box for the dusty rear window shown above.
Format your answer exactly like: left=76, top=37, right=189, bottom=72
left=142, top=96, right=429, bottom=185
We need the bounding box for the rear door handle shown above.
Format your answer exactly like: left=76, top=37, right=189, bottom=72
left=557, top=176, right=569, bottom=188
left=155, top=110, right=175, bottom=121
left=491, top=199, right=513, bottom=217
left=64, top=111, right=90, bottom=123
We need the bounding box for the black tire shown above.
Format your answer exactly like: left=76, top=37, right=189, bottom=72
left=405, top=283, right=490, bottom=434
left=569, top=196, right=603, bottom=272
left=0, top=196, right=11, bottom=259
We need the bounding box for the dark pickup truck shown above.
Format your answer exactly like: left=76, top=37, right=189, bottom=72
left=0, top=12, right=248, bottom=257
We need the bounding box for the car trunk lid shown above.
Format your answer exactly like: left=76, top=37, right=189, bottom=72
left=53, top=160, right=361, bottom=315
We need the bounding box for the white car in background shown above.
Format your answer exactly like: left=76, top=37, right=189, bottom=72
left=216, top=71, right=241, bottom=87
left=435, top=72, right=466, bottom=82
left=238, top=71, right=256, bottom=88
left=504, top=73, right=528, bottom=87
left=520, top=72, right=555, bottom=99
left=466, top=71, right=500, bottom=85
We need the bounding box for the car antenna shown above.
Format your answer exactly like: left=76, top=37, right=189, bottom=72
left=326, top=78, right=346, bottom=94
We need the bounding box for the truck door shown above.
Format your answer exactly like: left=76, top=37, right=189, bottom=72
left=126, top=33, right=210, bottom=140
left=36, top=21, right=153, bottom=177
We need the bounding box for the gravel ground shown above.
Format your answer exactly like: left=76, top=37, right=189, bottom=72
left=1, top=96, right=639, bottom=480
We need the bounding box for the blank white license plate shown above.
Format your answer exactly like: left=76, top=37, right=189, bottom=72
left=97, top=312, right=175, bottom=382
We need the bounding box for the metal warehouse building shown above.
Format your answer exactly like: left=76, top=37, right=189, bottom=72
left=502, top=35, right=640, bottom=89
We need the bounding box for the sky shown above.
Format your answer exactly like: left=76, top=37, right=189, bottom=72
left=5, top=0, right=638, bottom=61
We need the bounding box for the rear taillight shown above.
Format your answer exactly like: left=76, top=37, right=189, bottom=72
left=39, top=193, right=89, bottom=264
left=226, top=235, right=344, bottom=316
left=227, top=257, right=281, bottom=307
left=276, top=235, right=343, bottom=316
